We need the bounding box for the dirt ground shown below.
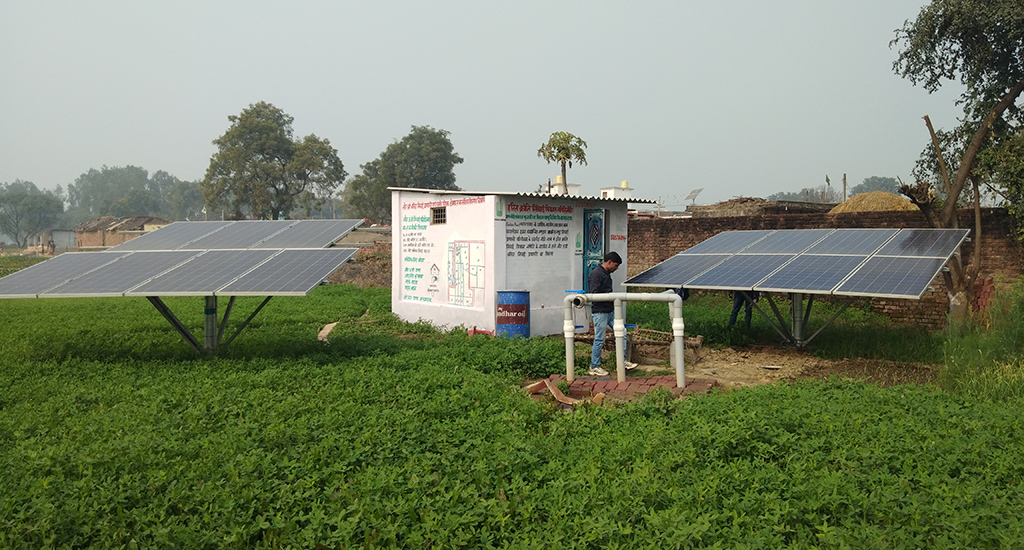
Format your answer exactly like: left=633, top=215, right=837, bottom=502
left=327, top=249, right=392, bottom=287
left=328, top=259, right=939, bottom=389
left=628, top=343, right=939, bottom=388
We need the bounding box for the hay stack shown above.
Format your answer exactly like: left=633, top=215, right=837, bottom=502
left=829, top=191, right=917, bottom=214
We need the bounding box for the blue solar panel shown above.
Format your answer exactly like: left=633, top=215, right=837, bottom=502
left=218, top=248, right=359, bottom=295
left=752, top=229, right=833, bottom=254
left=0, top=252, right=131, bottom=298
left=835, top=256, right=948, bottom=298
left=126, top=250, right=278, bottom=295
left=680, top=230, right=772, bottom=254
left=179, top=221, right=292, bottom=250
left=255, top=220, right=362, bottom=249
left=624, top=254, right=730, bottom=287
left=685, top=254, right=795, bottom=290
left=877, top=228, right=969, bottom=258
left=42, top=251, right=202, bottom=297
left=109, top=222, right=232, bottom=251
left=805, top=229, right=899, bottom=255
left=756, top=254, right=868, bottom=293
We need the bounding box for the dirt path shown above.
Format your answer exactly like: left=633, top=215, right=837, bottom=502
left=632, top=344, right=940, bottom=388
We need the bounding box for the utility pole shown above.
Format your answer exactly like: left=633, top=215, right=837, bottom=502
left=843, top=173, right=847, bottom=201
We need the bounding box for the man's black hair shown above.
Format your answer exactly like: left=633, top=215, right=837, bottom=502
left=603, top=251, right=622, bottom=264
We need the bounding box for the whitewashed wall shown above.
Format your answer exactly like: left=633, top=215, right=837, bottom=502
left=391, top=191, right=497, bottom=330
left=391, top=190, right=630, bottom=336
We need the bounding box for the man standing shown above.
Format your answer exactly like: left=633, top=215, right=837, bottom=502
left=587, top=251, right=622, bottom=376
left=728, top=290, right=759, bottom=328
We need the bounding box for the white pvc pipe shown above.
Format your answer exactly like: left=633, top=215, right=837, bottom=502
left=564, top=292, right=685, bottom=387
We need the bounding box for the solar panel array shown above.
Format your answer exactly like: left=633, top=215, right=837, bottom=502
left=0, top=220, right=362, bottom=299
left=109, top=219, right=361, bottom=251
left=625, top=228, right=969, bottom=299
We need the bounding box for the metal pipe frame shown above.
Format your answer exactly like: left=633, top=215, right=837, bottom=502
left=146, top=295, right=273, bottom=353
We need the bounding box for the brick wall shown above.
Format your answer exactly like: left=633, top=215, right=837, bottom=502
left=75, top=230, right=136, bottom=249
left=627, top=208, right=1024, bottom=330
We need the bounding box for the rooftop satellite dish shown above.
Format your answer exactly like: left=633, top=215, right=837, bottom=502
left=684, top=188, right=704, bottom=204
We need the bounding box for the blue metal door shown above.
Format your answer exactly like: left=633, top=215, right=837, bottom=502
left=583, top=209, right=605, bottom=292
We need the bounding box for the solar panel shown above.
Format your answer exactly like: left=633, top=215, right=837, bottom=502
left=627, top=228, right=966, bottom=299
left=835, top=256, right=949, bottom=299
left=179, top=221, right=293, bottom=250
left=41, top=251, right=201, bottom=297
left=254, top=220, right=363, bottom=249
left=624, top=254, right=731, bottom=287
left=751, top=229, right=833, bottom=254
left=680, top=230, right=773, bottom=255
left=805, top=229, right=898, bottom=255
left=126, top=250, right=278, bottom=296
left=0, top=252, right=131, bottom=298
left=877, top=228, right=970, bottom=258
left=217, top=248, right=359, bottom=295
left=109, top=221, right=232, bottom=251
left=756, top=254, right=868, bottom=293
left=685, top=254, right=795, bottom=290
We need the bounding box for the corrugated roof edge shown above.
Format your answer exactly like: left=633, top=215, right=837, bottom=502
left=388, top=187, right=658, bottom=204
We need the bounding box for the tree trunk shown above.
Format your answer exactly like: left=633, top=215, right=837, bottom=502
left=904, top=80, right=1024, bottom=309
left=939, top=77, right=1024, bottom=228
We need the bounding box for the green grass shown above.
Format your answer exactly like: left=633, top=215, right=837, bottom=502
left=941, top=277, right=1024, bottom=401
left=625, top=292, right=943, bottom=363
left=1, top=284, right=1023, bottom=547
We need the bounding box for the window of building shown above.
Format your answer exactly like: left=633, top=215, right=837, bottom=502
left=431, top=206, right=447, bottom=225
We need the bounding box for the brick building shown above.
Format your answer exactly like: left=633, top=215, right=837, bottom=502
left=75, top=216, right=171, bottom=250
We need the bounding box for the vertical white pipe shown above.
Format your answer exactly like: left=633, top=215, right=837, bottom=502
left=613, top=298, right=626, bottom=383
left=563, top=295, right=577, bottom=382
left=671, top=299, right=686, bottom=388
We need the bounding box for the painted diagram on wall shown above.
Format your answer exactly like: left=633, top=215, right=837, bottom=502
left=448, top=240, right=485, bottom=307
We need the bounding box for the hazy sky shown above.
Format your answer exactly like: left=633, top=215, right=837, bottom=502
left=1, top=1, right=964, bottom=209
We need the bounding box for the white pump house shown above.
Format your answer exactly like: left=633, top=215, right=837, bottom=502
left=390, top=187, right=656, bottom=337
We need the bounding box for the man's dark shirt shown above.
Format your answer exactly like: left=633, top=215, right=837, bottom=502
left=588, top=265, right=614, bottom=313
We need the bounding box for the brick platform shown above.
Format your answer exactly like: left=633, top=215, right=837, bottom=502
left=530, top=373, right=721, bottom=403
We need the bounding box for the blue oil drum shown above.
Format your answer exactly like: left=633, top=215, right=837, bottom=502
left=496, top=290, right=530, bottom=338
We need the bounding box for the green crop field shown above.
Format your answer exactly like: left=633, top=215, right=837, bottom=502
left=1, top=283, right=1023, bottom=548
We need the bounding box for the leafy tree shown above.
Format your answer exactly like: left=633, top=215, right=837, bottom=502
left=892, top=0, right=1024, bottom=304
left=537, top=132, right=588, bottom=184
left=62, top=166, right=193, bottom=225
left=66, top=165, right=150, bottom=221
left=850, top=176, right=899, bottom=195
left=0, top=180, right=64, bottom=247
left=767, top=184, right=841, bottom=203
left=341, top=126, right=463, bottom=224
left=166, top=180, right=205, bottom=221
left=202, top=102, right=347, bottom=220
left=109, top=188, right=160, bottom=218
